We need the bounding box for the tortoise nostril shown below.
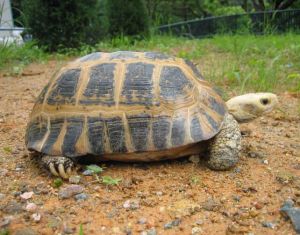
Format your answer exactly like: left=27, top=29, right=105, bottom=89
left=260, top=98, right=269, bottom=105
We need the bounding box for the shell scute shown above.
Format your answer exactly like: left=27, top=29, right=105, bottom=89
left=121, top=62, right=155, bottom=106
left=159, top=66, right=193, bottom=102
left=41, top=117, right=64, bottom=154
left=152, top=116, right=171, bottom=150
left=87, top=117, right=105, bottom=155
left=127, top=114, right=151, bottom=152
left=80, top=63, right=116, bottom=106
left=47, top=69, right=80, bottom=105
left=62, top=117, right=84, bottom=157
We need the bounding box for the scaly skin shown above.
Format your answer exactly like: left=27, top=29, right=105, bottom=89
left=206, top=113, right=242, bottom=170
left=41, top=155, right=74, bottom=179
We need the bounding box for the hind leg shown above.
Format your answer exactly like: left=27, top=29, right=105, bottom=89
left=41, top=155, right=75, bottom=179
left=206, top=113, right=242, bottom=170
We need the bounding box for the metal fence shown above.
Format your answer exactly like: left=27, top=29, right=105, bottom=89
left=157, top=9, right=300, bottom=38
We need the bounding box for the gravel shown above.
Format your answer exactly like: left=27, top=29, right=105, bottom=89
left=58, top=185, right=84, bottom=199
left=261, top=221, right=276, bottom=229
left=280, top=199, right=300, bottom=233
left=25, top=203, right=38, bottom=212
left=74, top=193, right=88, bottom=201
left=164, top=219, right=181, bottom=229
left=14, top=227, right=37, bottom=235
left=69, top=175, right=81, bottom=184
left=3, top=201, right=23, bottom=214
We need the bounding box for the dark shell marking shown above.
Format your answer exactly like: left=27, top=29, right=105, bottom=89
left=121, top=63, right=155, bottom=106
left=47, top=69, right=80, bottom=105
left=87, top=117, right=105, bottom=155
left=80, top=63, right=116, bottom=106
left=152, top=116, right=171, bottom=150
left=62, top=117, right=84, bottom=156
left=159, top=66, right=193, bottom=101
left=41, top=118, right=64, bottom=154
left=127, top=114, right=151, bottom=152
left=105, top=117, right=127, bottom=153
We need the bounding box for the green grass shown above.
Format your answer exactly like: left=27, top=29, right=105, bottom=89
left=95, top=34, right=300, bottom=93
left=1, top=33, right=299, bottom=93
left=0, top=41, right=49, bottom=74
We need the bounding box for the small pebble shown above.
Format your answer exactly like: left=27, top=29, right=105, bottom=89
left=202, top=198, right=220, bottom=211
left=20, top=191, right=34, bottom=200
left=4, top=201, right=23, bottom=214
left=32, top=213, right=41, bottom=222
left=26, top=203, right=38, bottom=212
left=0, top=216, right=12, bottom=227
left=63, top=224, right=74, bottom=234
left=262, top=221, right=276, bottom=229
left=82, top=169, right=94, bottom=176
left=75, top=193, right=88, bottom=201
left=0, top=193, right=5, bottom=200
left=137, top=217, right=147, bottom=224
left=0, top=169, right=8, bottom=176
left=253, top=201, right=263, bottom=210
left=280, top=199, right=300, bottom=233
left=69, top=175, right=81, bottom=184
left=164, top=219, right=181, bottom=229
left=262, top=159, right=268, bottom=165
left=195, top=219, right=204, bottom=225
left=233, top=195, right=241, bottom=202
left=192, top=226, right=203, bottom=234
left=58, top=185, right=84, bottom=199
left=141, top=228, right=157, bottom=235
left=188, top=155, right=200, bottom=164
left=156, top=191, right=163, bottom=196
left=123, top=200, right=139, bottom=210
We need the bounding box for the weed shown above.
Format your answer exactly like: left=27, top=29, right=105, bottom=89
left=53, top=178, right=63, bottom=188
left=0, top=41, right=49, bottom=73
left=3, top=147, right=12, bottom=153
left=78, top=224, right=84, bottom=235
left=0, top=228, right=9, bottom=235
left=102, top=176, right=122, bottom=186
left=190, top=176, right=201, bottom=185
left=86, top=165, right=104, bottom=174
left=86, top=164, right=105, bottom=183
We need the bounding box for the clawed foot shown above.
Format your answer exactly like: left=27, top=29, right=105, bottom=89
left=41, top=155, right=75, bottom=179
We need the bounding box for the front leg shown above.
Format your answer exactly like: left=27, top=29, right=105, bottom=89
left=206, top=113, right=241, bottom=170
left=41, top=155, right=75, bottom=179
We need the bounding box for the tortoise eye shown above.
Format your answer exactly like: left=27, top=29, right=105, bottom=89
left=260, top=98, right=269, bottom=105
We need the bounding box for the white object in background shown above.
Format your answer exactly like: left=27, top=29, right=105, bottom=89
left=0, top=0, right=24, bottom=45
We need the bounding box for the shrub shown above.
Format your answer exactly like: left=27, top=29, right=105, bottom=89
left=22, top=0, right=105, bottom=51
left=105, top=0, right=150, bottom=38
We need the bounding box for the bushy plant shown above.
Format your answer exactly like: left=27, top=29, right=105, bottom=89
left=22, top=0, right=105, bottom=51
left=105, top=0, right=150, bottom=38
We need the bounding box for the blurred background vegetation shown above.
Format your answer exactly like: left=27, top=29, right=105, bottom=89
left=9, top=0, right=300, bottom=51
left=1, top=0, right=299, bottom=93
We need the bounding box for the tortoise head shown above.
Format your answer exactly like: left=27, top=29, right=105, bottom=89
left=226, top=93, right=278, bottom=123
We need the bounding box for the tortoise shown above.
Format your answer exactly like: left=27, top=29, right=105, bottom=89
left=25, top=51, right=278, bottom=179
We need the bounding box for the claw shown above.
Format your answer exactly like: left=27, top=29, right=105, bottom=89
left=49, top=163, right=59, bottom=176
left=66, top=167, right=72, bottom=175
left=58, top=164, right=68, bottom=179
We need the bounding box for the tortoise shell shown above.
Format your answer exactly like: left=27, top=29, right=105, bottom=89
left=25, top=51, right=227, bottom=159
